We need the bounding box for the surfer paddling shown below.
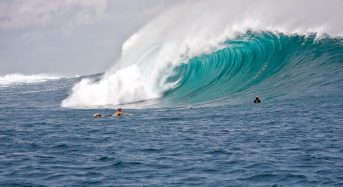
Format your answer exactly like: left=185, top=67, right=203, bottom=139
left=113, top=108, right=131, bottom=117
left=114, top=108, right=123, bottom=117
left=93, top=108, right=131, bottom=118
left=254, top=96, right=261, bottom=103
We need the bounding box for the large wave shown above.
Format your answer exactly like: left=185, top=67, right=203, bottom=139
left=163, top=32, right=343, bottom=106
left=62, top=0, right=343, bottom=108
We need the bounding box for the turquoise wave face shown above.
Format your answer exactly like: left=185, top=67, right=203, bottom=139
left=162, top=32, right=343, bottom=106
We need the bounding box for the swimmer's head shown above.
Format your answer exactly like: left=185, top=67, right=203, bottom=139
left=117, top=108, right=122, bottom=112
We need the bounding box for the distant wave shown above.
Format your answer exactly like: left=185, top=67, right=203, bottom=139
left=62, top=0, right=343, bottom=108
left=0, top=73, right=61, bottom=86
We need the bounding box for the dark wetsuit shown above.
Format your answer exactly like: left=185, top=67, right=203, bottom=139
left=254, top=98, right=261, bottom=103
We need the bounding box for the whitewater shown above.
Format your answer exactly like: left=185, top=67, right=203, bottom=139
left=1, top=0, right=343, bottom=186
left=0, top=74, right=60, bottom=86
left=62, top=0, right=343, bottom=108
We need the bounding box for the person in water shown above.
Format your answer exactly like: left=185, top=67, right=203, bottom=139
left=254, top=96, right=261, bottom=103
left=93, top=108, right=130, bottom=118
left=113, top=107, right=132, bottom=117
left=93, top=113, right=103, bottom=118
left=114, top=108, right=123, bottom=117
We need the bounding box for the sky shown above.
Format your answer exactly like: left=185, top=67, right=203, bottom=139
left=0, top=0, right=181, bottom=76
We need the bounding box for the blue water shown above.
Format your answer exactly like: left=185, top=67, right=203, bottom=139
left=1, top=79, right=343, bottom=186
left=163, top=32, right=343, bottom=107
left=1, top=32, right=343, bottom=186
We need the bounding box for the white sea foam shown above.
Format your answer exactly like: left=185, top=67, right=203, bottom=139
left=0, top=73, right=61, bottom=86
left=62, top=0, right=343, bottom=108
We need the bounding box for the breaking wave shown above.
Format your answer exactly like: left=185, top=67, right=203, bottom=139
left=62, top=0, right=343, bottom=108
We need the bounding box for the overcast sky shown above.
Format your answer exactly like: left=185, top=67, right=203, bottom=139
left=0, top=0, right=182, bottom=76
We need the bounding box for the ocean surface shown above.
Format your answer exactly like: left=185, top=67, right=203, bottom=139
left=1, top=10, right=343, bottom=184
left=1, top=34, right=343, bottom=186
left=1, top=75, right=343, bottom=186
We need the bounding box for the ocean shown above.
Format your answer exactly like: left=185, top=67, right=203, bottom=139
left=1, top=0, right=343, bottom=185
left=1, top=31, right=343, bottom=186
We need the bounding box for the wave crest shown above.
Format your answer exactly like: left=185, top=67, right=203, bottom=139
left=62, top=0, right=343, bottom=108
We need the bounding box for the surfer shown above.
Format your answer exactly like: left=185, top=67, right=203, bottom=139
left=93, top=108, right=130, bottom=118
left=114, top=108, right=126, bottom=117
left=93, top=113, right=104, bottom=118
left=114, top=108, right=123, bottom=117
left=254, top=96, right=261, bottom=103
left=114, top=107, right=132, bottom=117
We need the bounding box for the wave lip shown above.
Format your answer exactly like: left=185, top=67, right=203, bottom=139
left=62, top=31, right=343, bottom=109
left=0, top=73, right=61, bottom=86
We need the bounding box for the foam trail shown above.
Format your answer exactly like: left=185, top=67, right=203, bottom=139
left=62, top=0, right=343, bottom=108
left=0, top=73, right=61, bottom=86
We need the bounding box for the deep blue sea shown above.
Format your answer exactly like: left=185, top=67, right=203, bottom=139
left=1, top=32, right=343, bottom=186
left=1, top=77, right=343, bottom=187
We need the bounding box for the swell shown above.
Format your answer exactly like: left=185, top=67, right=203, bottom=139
left=160, top=32, right=343, bottom=106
